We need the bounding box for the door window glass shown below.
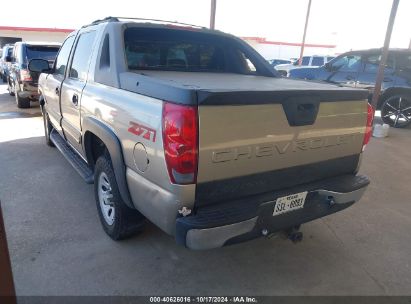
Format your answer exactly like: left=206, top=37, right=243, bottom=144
left=363, top=54, right=395, bottom=73
left=301, top=56, right=310, bottom=66
left=311, top=57, right=324, bottom=66
left=69, top=31, right=97, bottom=81
left=330, top=55, right=361, bottom=72
left=55, top=36, right=75, bottom=76
left=396, top=53, right=411, bottom=71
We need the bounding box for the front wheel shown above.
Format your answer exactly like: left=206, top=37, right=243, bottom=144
left=381, top=95, right=411, bottom=128
left=42, top=107, right=55, bottom=147
left=94, top=151, right=145, bottom=240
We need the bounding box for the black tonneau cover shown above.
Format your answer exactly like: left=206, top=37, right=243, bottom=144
left=119, top=71, right=368, bottom=105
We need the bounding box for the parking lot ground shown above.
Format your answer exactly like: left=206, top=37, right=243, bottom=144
left=0, top=83, right=411, bottom=296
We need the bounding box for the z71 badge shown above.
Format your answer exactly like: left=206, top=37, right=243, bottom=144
left=128, top=121, right=156, bottom=142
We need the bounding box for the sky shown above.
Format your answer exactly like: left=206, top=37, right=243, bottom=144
left=1, top=0, right=410, bottom=53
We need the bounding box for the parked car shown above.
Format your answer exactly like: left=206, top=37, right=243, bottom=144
left=7, top=41, right=61, bottom=108
left=0, top=44, right=14, bottom=82
left=268, top=58, right=292, bottom=67
left=289, top=48, right=411, bottom=128
left=31, top=17, right=372, bottom=249
left=275, top=55, right=334, bottom=76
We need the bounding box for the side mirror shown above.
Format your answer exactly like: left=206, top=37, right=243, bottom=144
left=28, top=59, right=51, bottom=73
left=5, top=56, right=12, bottom=63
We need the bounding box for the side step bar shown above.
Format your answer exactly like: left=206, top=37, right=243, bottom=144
left=50, top=130, right=94, bottom=184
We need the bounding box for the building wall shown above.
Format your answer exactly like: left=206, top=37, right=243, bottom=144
left=254, top=43, right=336, bottom=60
left=0, top=30, right=69, bottom=46
left=242, top=37, right=337, bottom=60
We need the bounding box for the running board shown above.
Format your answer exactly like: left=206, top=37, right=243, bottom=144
left=50, top=130, right=94, bottom=184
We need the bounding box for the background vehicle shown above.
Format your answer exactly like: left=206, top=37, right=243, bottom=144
left=289, top=49, right=411, bottom=128
left=32, top=17, right=371, bottom=250
left=268, top=58, right=292, bottom=67
left=275, top=55, right=334, bottom=76
left=7, top=41, right=60, bottom=108
left=0, top=44, right=14, bottom=82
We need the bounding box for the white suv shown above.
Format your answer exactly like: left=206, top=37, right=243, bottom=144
left=275, top=55, right=334, bottom=76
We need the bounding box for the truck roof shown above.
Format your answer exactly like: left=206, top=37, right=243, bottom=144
left=83, top=16, right=232, bottom=39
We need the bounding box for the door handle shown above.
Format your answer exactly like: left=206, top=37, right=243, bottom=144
left=72, top=94, right=79, bottom=106
left=55, top=87, right=59, bottom=95
left=383, top=77, right=393, bottom=82
left=345, top=75, right=355, bottom=80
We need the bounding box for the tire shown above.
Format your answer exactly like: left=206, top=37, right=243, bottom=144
left=42, top=107, right=55, bottom=147
left=94, top=151, right=145, bottom=240
left=7, top=79, right=15, bottom=96
left=381, top=94, right=411, bottom=128
left=278, top=70, right=287, bottom=77
left=15, top=87, right=30, bottom=109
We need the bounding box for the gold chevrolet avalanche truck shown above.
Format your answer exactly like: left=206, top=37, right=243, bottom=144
left=30, top=17, right=373, bottom=250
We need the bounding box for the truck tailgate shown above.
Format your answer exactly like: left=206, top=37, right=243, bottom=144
left=196, top=89, right=368, bottom=205
left=121, top=71, right=368, bottom=205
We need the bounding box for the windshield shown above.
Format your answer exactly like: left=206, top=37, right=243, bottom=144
left=124, top=27, right=264, bottom=75
left=26, top=45, right=60, bottom=62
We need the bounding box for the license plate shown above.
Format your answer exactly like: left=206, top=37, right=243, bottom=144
left=272, top=191, right=308, bottom=216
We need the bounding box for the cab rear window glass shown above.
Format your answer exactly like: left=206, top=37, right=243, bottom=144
left=124, top=27, right=260, bottom=75
left=26, top=46, right=60, bottom=61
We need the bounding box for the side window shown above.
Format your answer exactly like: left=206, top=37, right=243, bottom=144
left=330, top=55, right=361, bottom=72
left=69, top=31, right=97, bottom=81
left=363, top=53, right=395, bottom=74
left=12, top=45, right=18, bottom=63
left=237, top=51, right=256, bottom=73
left=301, top=56, right=310, bottom=66
left=396, top=53, right=411, bottom=71
left=55, top=36, right=75, bottom=76
left=311, top=57, right=324, bottom=66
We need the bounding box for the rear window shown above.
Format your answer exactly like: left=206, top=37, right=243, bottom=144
left=26, top=45, right=60, bottom=62
left=124, top=27, right=261, bottom=75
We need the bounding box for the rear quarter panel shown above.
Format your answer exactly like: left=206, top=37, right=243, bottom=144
left=80, top=82, right=195, bottom=234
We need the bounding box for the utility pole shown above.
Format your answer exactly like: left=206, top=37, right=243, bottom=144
left=210, top=0, right=217, bottom=30
left=0, top=201, right=17, bottom=304
left=298, top=0, right=312, bottom=66
left=371, top=0, right=400, bottom=108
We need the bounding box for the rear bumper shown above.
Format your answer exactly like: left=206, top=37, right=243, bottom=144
left=18, top=82, right=39, bottom=100
left=176, top=174, right=369, bottom=250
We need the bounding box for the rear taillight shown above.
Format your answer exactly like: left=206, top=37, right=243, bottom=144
left=162, top=102, right=198, bottom=184
left=20, top=69, right=32, bottom=82
left=362, top=103, right=374, bottom=151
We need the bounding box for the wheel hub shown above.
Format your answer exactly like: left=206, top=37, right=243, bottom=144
left=98, top=172, right=115, bottom=225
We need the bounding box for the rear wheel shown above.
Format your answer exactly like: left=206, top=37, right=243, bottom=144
left=15, top=86, right=30, bottom=109
left=381, top=95, right=411, bottom=128
left=7, top=79, right=15, bottom=96
left=94, top=151, right=145, bottom=240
